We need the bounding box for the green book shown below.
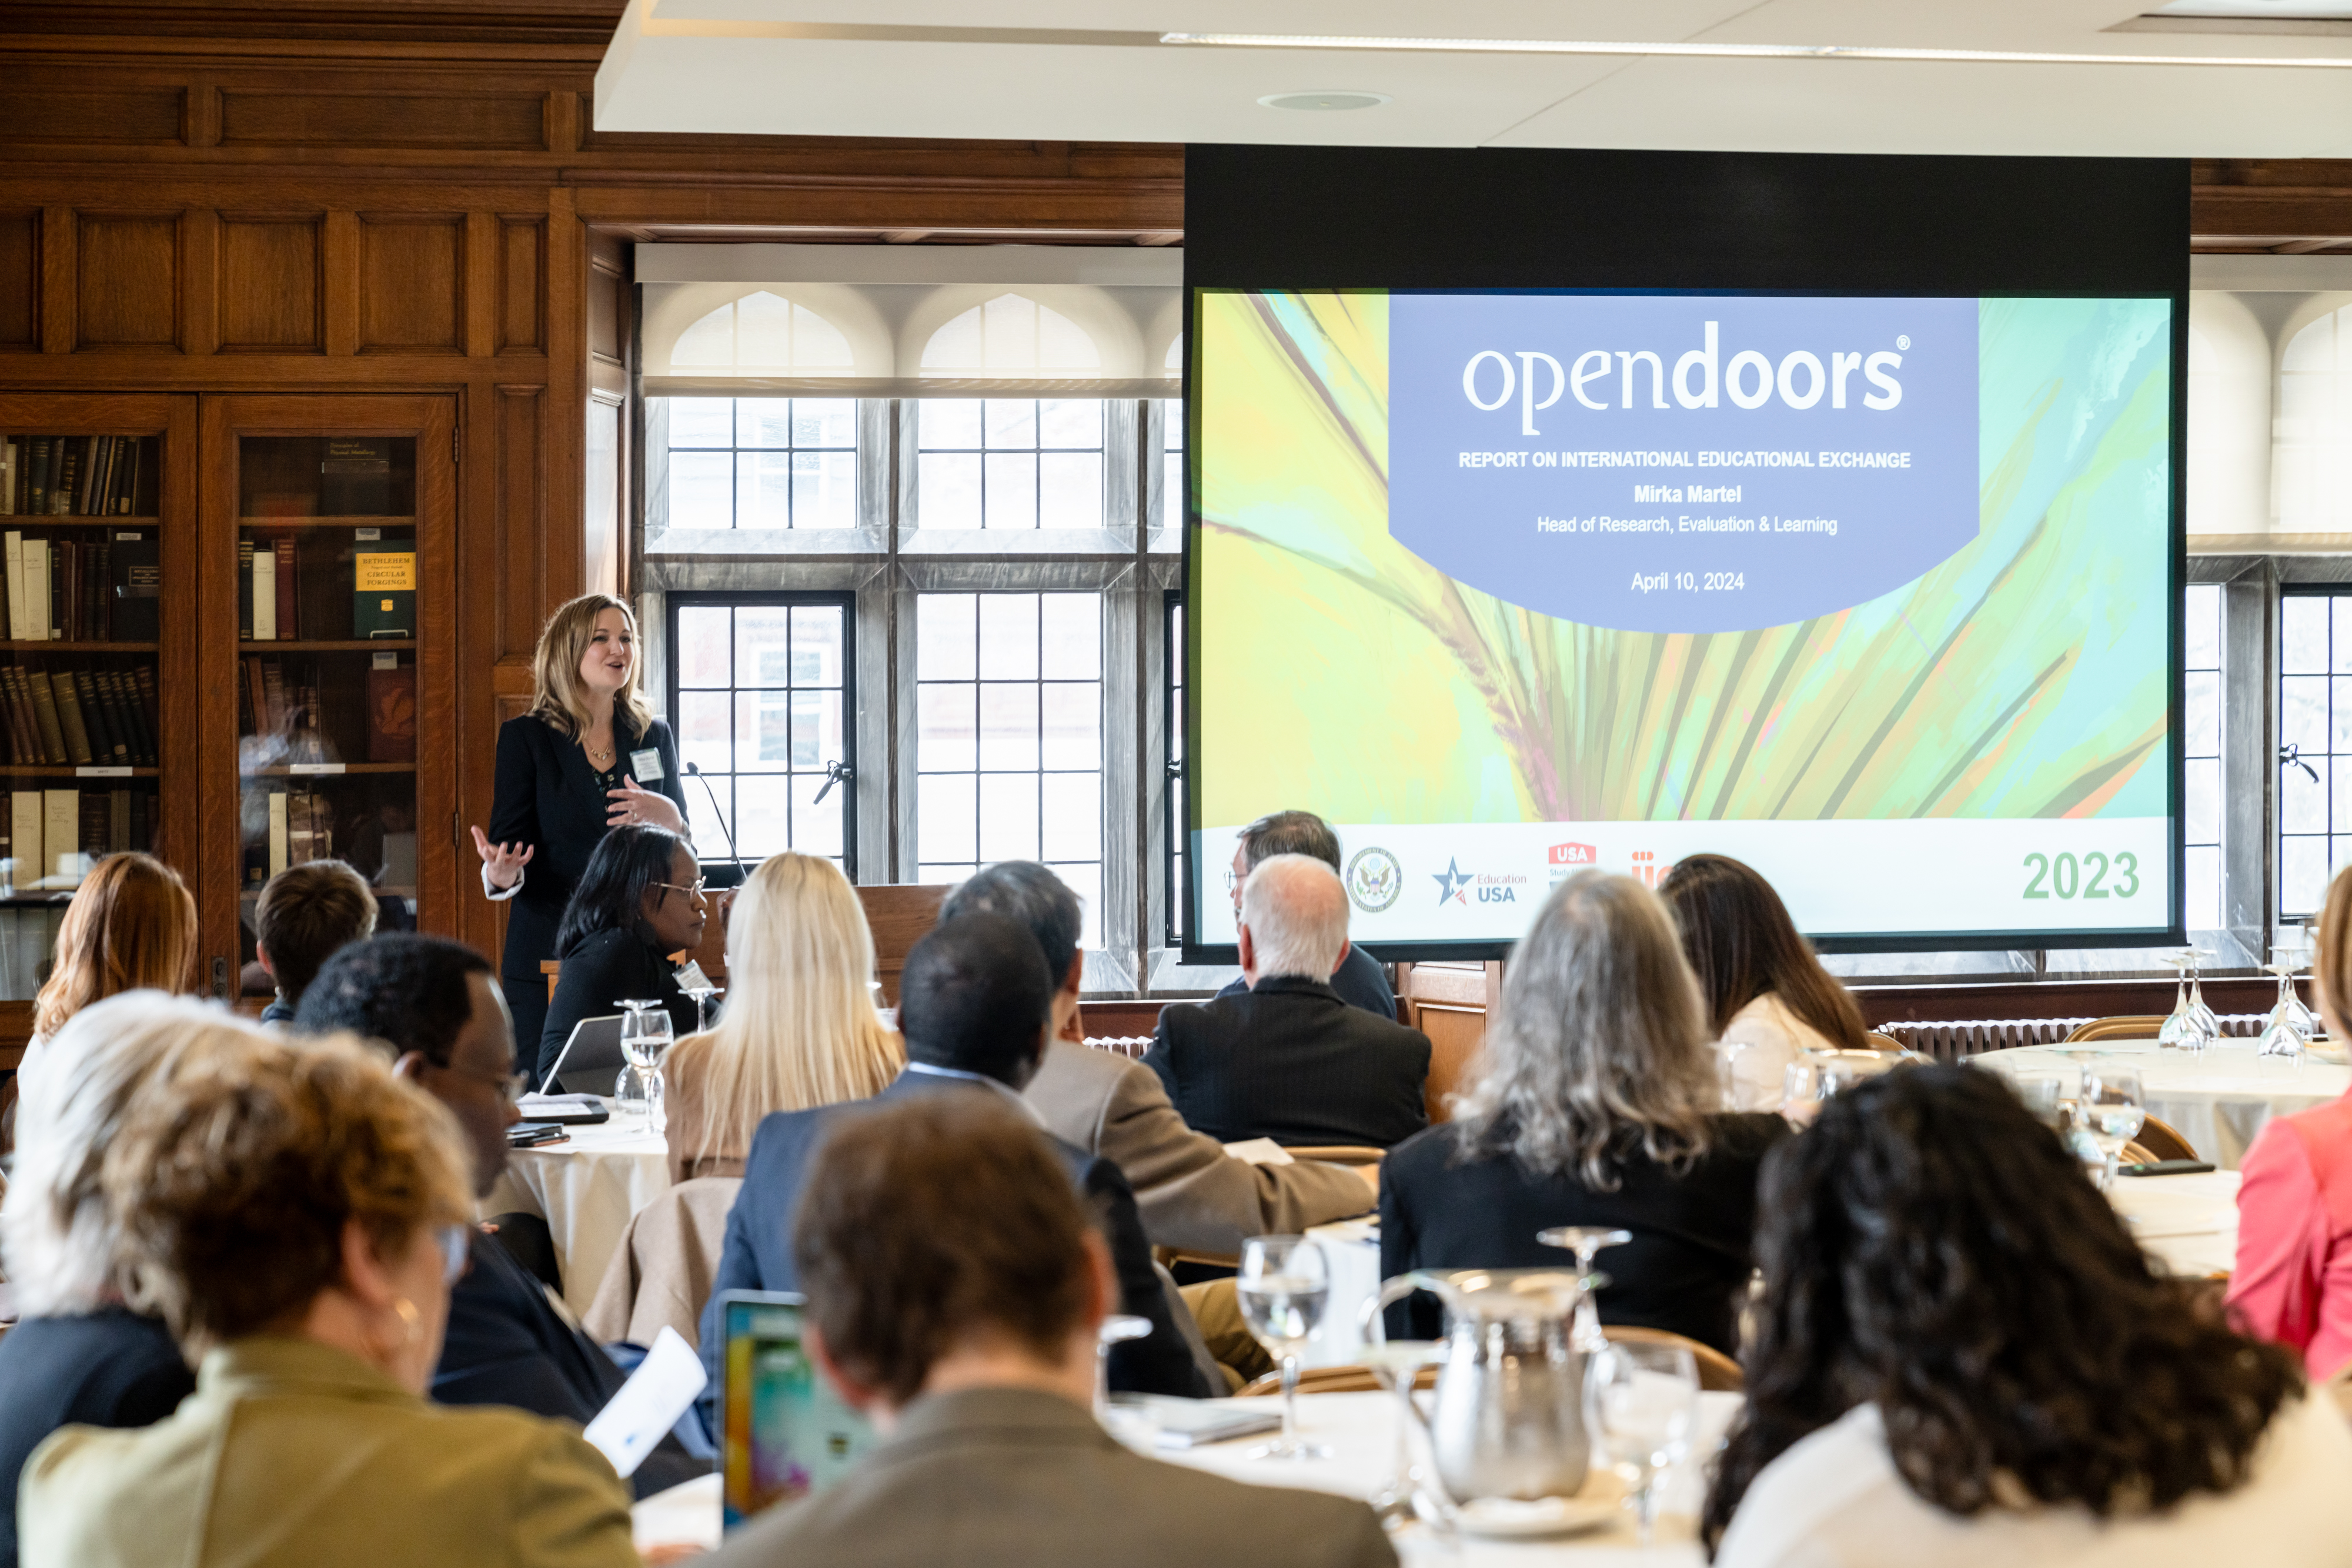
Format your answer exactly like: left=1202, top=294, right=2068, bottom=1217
left=352, top=549, right=415, bottom=638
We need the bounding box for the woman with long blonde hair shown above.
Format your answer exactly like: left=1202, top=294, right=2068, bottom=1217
left=465, top=593, right=692, bottom=1068
left=1379, top=870, right=1788, bottom=1356
left=662, top=852, right=902, bottom=1181
left=18, top=854, right=198, bottom=1112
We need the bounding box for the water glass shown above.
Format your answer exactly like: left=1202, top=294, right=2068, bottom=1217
left=1094, top=1314, right=1152, bottom=1422
left=1237, top=1235, right=1332, bottom=1460
left=1535, top=1226, right=1631, bottom=1353
left=1712, top=1039, right=1752, bottom=1112
left=1583, top=1340, right=1699, bottom=1546
left=2080, top=1067, right=2146, bottom=1188
left=619, top=1001, right=675, bottom=1133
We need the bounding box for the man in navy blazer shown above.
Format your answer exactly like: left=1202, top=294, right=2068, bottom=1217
left=296, top=934, right=704, bottom=1497
left=698, top=912, right=1212, bottom=1417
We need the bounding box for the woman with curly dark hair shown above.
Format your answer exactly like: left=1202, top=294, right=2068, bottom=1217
left=1705, top=1065, right=2344, bottom=1567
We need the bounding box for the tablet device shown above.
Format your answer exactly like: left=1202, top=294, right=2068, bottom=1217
left=718, top=1290, right=876, bottom=1530
left=540, top=1015, right=624, bottom=1096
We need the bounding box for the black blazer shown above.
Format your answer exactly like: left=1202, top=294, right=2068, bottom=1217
left=436, top=1229, right=703, bottom=1500
left=1146, top=975, right=1432, bottom=1149
left=1378, top=1114, right=1789, bottom=1356
left=539, top=925, right=697, bottom=1085
left=696, top=1071, right=1211, bottom=1423
left=487, top=710, right=687, bottom=983
left=1213, top=942, right=1398, bottom=1021
left=0, top=1309, right=195, bottom=1568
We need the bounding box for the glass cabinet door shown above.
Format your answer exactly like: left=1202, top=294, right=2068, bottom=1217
left=201, top=396, right=452, bottom=1005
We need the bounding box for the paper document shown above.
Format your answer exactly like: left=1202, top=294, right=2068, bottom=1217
left=1221, top=1138, right=1294, bottom=1166
left=583, top=1326, right=707, bottom=1478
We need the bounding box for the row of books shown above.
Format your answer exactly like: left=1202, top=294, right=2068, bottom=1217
left=0, top=436, right=146, bottom=519
left=240, top=656, right=415, bottom=765
left=238, top=536, right=417, bottom=642
left=3, top=531, right=157, bottom=643
left=242, top=788, right=336, bottom=888
left=4, top=788, right=157, bottom=894
left=0, top=907, right=65, bottom=999
left=0, top=666, right=158, bottom=768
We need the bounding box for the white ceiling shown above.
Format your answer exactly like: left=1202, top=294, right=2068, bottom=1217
left=595, top=1, right=2352, bottom=157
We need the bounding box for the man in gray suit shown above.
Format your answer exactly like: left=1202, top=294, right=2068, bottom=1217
left=703, top=1093, right=1395, bottom=1568
left=944, top=861, right=1374, bottom=1258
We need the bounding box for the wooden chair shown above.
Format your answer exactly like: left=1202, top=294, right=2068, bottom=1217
left=542, top=958, right=560, bottom=1001
left=2064, top=1015, right=2167, bottom=1044
left=2130, top=1114, right=2199, bottom=1163
left=854, top=883, right=953, bottom=1006
left=1284, top=1145, right=1386, bottom=1168
left=1240, top=1362, right=1439, bottom=1397
left=1598, top=1326, right=1744, bottom=1392
left=1863, top=1031, right=1907, bottom=1054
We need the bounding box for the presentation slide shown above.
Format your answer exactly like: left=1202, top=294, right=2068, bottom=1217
left=1189, top=288, right=2174, bottom=948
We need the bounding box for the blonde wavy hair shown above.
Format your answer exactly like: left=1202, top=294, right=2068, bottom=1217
left=677, top=852, right=902, bottom=1163
left=1451, top=870, right=1718, bottom=1190
left=528, top=592, right=654, bottom=742
left=32, top=853, right=198, bottom=1042
left=4, top=994, right=271, bottom=1316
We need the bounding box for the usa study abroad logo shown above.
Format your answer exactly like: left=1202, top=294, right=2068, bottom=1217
left=1548, top=842, right=1596, bottom=884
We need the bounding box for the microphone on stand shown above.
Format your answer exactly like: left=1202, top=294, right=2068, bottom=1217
left=683, top=761, right=746, bottom=885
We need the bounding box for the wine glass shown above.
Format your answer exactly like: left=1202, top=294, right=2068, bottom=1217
left=619, top=1001, right=674, bottom=1133
left=2186, top=948, right=2221, bottom=1044
left=1359, top=1338, right=1445, bottom=1520
left=1712, top=1039, right=1752, bottom=1111
left=2155, top=951, right=2198, bottom=1049
left=1237, top=1235, right=1331, bottom=1460
left=1535, top=1226, right=1631, bottom=1353
left=2080, top=1067, right=2146, bottom=1189
left=683, top=981, right=724, bottom=1035
left=2011, top=1072, right=2072, bottom=1133
left=1093, top=1313, right=1152, bottom=1423
left=1781, top=1059, right=1823, bottom=1126
left=1583, top=1340, right=1699, bottom=1546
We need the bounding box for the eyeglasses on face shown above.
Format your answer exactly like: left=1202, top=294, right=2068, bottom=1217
left=450, top=1063, right=530, bottom=1107
left=653, top=878, right=709, bottom=900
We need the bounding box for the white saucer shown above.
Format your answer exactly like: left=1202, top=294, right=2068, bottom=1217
left=1450, top=1495, right=1620, bottom=1539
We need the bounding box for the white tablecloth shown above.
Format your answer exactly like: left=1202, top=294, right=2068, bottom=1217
left=480, top=1114, right=671, bottom=1318
left=1976, top=1041, right=2348, bottom=1170
left=633, top=1389, right=1743, bottom=1563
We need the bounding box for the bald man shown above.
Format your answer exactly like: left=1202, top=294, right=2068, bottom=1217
left=1145, top=854, right=1432, bottom=1151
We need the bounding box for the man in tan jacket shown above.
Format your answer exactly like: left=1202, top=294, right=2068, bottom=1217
left=943, top=863, right=1374, bottom=1258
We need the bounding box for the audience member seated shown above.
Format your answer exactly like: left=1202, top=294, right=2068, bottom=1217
left=700, top=1093, right=1396, bottom=1568
left=537, top=823, right=705, bottom=1086
left=1704, top=1065, right=2343, bottom=1567
left=295, top=932, right=702, bottom=1497
left=1381, top=871, right=1785, bottom=1355
left=700, top=912, right=1211, bottom=1413
left=20, top=1034, right=637, bottom=1568
left=948, top=861, right=1374, bottom=1256
left=16, top=853, right=197, bottom=1110
left=2233, top=862, right=2352, bottom=1378
left=252, top=859, right=379, bottom=1025
left=1150, top=854, right=1430, bottom=1150
left=662, top=851, right=901, bottom=1182
left=1213, top=810, right=1396, bottom=1018
left=0, top=995, right=249, bottom=1568
left=1658, top=852, right=1867, bottom=1111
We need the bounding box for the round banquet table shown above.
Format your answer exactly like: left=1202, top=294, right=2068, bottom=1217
left=632, top=1388, right=1745, bottom=1563
left=1973, top=1041, right=2348, bottom=1171
left=480, top=1112, right=671, bottom=1318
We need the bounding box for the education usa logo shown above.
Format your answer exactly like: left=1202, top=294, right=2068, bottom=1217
left=1346, top=847, right=1402, bottom=914
left=1432, top=857, right=1529, bottom=907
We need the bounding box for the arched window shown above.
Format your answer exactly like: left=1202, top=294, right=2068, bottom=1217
left=670, top=290, right=855, bottom=370
left=919, top=293, right=1102, bottom=376
left=2278, top=303, right=2352, bottom=534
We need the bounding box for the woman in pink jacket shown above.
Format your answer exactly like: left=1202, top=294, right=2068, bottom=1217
left=2229, top=868, right=2352, bottom=1377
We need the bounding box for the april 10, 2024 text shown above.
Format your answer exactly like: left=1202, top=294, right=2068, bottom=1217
left=1631, top=571, right=1746, bottom=594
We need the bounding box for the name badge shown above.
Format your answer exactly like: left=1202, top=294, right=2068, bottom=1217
left=630, top=748, right=664, bottom=781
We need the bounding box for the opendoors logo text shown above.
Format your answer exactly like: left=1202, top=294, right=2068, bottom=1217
left=1464, top=323, right=1907, bottom=436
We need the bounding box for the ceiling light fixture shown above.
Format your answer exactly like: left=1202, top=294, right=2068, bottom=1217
left=1163, top=30, right=2352, bottom=69
left=1258, top=91, right=1392, bottom=110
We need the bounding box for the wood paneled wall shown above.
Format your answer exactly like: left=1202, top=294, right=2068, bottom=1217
left=0, top=20, right=1178, bottom=959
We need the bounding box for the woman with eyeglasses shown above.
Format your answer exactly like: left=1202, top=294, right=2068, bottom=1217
left=537, top=824, right=707, bottom=1087
left=19, top=1032, right=637, bottom=1568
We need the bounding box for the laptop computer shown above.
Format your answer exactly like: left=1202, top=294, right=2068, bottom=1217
left=540, top=1014, right=625, bottom=1097
left=717, top=1290, right=876, bottom=1530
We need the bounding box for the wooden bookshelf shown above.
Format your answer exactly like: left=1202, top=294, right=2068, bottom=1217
left=238, top=516, right=416, bottom=530
left=0, top=641, right=158, bottom=653
left=245, top=763, right=415, bottom=777
left=237, top=640, right=417, bottom=653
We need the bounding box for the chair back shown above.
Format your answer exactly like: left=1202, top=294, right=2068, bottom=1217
left=1863, top=1031, right=1906, bottom=1054
left=1240, top=1362, right=1439, bottom=1397
left=2064, top=1015, right=2167, bottom=1044
left=1599, top=1325, right=1744, bottom=1392
left=856, top=883, right=953, bottom=1006
left=1284, top=1144, right=1387, bottom=1168
left=581, top=1175, right=743, bottom=1350
left=2130, top=1114, right=2199, bottom=1163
